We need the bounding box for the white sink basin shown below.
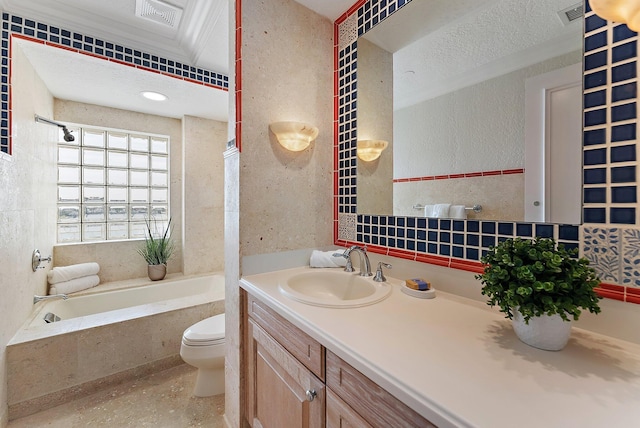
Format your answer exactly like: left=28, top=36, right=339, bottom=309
left=278, top=270, right=392, bottom=308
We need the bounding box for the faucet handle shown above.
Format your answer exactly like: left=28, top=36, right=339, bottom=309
left=332, top=250, right=355, bottom=272
left=373, top=262, right=392, bottom=282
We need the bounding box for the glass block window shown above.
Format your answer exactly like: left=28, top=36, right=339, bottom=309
left=56, top=124, right=170, bottom=243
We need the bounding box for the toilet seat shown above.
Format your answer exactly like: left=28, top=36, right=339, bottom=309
left=182, top=314, right=225, bottom=346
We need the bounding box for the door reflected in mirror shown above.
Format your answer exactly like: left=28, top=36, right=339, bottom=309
left=356, top=0, right=584, bottom=223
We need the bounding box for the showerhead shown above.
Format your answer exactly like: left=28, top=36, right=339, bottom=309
left=62, top=127, right=74, bottom=142
left=34, top=115, right=75, bottom=142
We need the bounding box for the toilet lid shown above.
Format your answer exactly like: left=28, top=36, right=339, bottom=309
left=183, top=314, right=225, bottom=343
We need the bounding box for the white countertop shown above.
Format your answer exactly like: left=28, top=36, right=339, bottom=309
left=240, top=266, right=640, bottom=428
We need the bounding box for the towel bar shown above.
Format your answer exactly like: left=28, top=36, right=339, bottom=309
left=412, top=204, right=482, bottom=213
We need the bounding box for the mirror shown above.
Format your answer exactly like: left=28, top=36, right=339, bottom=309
left=356, top=0, right=584, bottom=223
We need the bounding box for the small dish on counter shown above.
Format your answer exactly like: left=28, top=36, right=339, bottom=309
left=400, top=284, right=436, bottom=299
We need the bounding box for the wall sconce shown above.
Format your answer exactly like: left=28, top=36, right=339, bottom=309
left=269, top=121, right=319, bottom=152
left=590, top=0, right=640, bottom=31
left=357, top=140, right=388, bottom=162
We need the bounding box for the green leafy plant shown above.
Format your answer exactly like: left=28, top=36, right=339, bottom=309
left=475, top=237, right=601, bottom=323
left=137, top=217, right=175, bottom=266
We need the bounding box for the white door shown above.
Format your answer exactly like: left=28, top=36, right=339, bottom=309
left=525, top=63, right=582, bottom=224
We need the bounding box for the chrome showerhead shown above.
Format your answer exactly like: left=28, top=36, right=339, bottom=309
left=34, top=115, right=75, bottom=142
left=61, top=127, right=74, bottom=142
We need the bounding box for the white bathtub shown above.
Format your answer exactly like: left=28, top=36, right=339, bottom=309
left=7, top=273, right=225, bottom=420
left=30, top=273, right=224, bottom=326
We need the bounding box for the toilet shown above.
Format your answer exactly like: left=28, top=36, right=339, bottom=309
left=180, top=313, right=225, bottom=397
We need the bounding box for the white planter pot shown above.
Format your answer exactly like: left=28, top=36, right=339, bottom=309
left=512, top=308, right=572, bottom=351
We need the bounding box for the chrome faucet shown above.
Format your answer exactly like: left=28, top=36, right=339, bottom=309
left=33, top=293, right=68, bottom=304
left=341, top=245, right=372, bottom=276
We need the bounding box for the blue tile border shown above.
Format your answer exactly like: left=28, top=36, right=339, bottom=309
left=1, top=12, right=229, bottom=155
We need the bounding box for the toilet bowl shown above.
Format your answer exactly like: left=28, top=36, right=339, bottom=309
left=180, top=313, right=225, bottom=397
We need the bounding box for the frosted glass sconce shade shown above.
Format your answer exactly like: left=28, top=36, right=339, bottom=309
left=590, top=0, right=640, bottom=31
left=269, top=121, right=319, bottom=152
left=357, top=140, right=388, bottom=162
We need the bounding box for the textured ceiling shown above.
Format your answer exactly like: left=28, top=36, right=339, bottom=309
left=362, top=0, right=583, bottom=111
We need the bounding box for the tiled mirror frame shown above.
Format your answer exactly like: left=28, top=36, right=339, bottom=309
left=0, top=13, right=229, bottom=157
left=332, top=0, right=640, bottom=305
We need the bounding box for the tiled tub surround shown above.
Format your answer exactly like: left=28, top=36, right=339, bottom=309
left=1, top=13, right=229, bottom=156
left=6, top=274, right=225, bottom=420
left=333, top=0, right=640, bottom=304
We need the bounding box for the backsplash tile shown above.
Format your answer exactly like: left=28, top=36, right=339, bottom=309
left=583, top=226, right=620, bottom=283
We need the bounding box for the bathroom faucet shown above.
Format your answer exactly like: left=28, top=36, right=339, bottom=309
left=33, top=294, right=68, bottom=304
left=342, top=245, right=372, bottom=276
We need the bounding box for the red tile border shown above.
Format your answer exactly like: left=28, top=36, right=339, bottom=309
left=449, top=259, right=484, bottom=274
left=502, top=168, right=525, bottom=175
left=595, top=287, right=625, bottom=302
left=387, top=248, right=416, bottom=260
left=393, top=168, right=525, bottom=183
left=415, top=253, right=450, bottom=267
left=625, top=286, right=640, bottom=304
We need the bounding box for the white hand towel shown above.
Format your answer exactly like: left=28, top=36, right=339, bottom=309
left=423, top=205, right=435, bottom=218
left=433, top=203, right=451, bottom=218
left=48, top=262, right=100, bottom=284
left=449, top=205, right=467, bottom=219
left=49, top=275, right=100, bottom=295
left=310, top=250, right=348, bottom=268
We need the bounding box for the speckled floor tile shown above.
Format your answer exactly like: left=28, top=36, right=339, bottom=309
left=8, top=364, right=225, bottom=428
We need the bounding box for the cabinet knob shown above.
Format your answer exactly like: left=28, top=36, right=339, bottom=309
left=305, top=389, right=317, bottom=402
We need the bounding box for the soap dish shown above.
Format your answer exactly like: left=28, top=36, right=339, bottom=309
left=401, top=284, right=436, bottom=299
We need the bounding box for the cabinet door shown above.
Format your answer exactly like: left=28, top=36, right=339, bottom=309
left=327, top=387, right=373, bottom=428
left=326, top=351, right=435, bottom=428
left=247, top=318, right=325, bottom=428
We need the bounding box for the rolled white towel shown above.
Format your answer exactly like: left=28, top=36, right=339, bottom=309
left=423, top=204, right=435, bottom=218
left=433, top=203, right=451, bottom=218
left=310, top=250, right=348, bottom=268
left=49, top=275, right=100, bottom=295
left=449, top=205, right=467, bottom=219
left=48, top=262, right=100, bottom=284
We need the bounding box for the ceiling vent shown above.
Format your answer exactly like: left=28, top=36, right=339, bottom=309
left=135, top=0, right=183, bottom=28
left=557, top=2, right=584, bottom=26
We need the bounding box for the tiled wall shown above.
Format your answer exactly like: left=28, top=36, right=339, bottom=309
left=334, top=0, right=640, bottom=304
left=0, top=13, right=229, bottom=156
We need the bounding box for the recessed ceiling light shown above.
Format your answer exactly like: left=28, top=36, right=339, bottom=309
left=141, top=91, right=168, bottom=101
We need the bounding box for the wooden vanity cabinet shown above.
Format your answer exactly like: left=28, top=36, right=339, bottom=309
left=244, top=291, right=436, bottom=428
left=245, top=293, right=326, bottom=428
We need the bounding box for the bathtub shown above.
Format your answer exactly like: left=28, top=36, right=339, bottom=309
left=7, top=273, right=225, bottom=420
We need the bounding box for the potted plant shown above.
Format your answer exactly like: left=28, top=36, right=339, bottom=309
left=138, top=217, right=175, bottom=281
left=475, top=237, right=601, bottom=351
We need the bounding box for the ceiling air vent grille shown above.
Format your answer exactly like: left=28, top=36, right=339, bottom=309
left=557, top=3, right=584, bottom=26
left=135, top=0, right=183, bottom=28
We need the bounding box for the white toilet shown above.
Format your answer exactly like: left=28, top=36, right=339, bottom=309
left=180, top=313, right=225, bottom=397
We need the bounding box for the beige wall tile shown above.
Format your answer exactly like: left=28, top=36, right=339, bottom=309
left=1, top=41, right=58, bottom=421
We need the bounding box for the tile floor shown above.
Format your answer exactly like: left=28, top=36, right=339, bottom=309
left=8, top=364, right=225, bottom=427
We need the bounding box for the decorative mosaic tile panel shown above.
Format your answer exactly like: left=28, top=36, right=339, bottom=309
left=621, top=228, right=640, bottom=287
left=338, top=213, right=356, bottom=241
left=338, top=13, right=357, bottom=52
left=583, top=226, right=621, bottom=283
left=0, top=13, right=229, bottom=155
